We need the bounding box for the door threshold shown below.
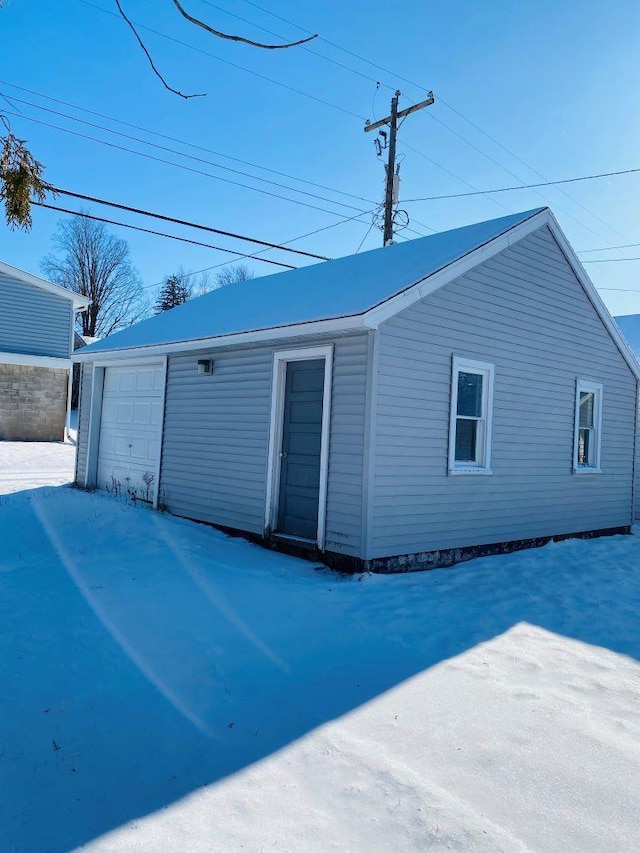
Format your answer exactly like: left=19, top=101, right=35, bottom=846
left=273, top=532, right=317, bottom=550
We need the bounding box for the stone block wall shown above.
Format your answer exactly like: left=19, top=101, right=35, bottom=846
left=0, top=363, right=68, bottom=441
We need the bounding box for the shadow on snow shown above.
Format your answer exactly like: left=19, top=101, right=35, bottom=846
left=1, top=484, right=639, bottom=852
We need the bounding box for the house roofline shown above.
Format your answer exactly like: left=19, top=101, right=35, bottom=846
left=0, top=260, right=91, bottom=310
left=543, top=211, right=640, bottom=382
left=74, top=207, right=640, bottom=381
left=0, top=351, right=72, bottom=369
left=73, top=315, right=366, bottom=362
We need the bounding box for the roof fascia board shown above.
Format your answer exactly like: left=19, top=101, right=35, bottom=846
left=0, top=260, right=91, bottom=309
left=545, top=212, right=640, bottom=381
left=0, top=351, right=72, bottom=369
left=362, top=209, right=551, bottom=329
left=74, top=314, right=366, bottom=362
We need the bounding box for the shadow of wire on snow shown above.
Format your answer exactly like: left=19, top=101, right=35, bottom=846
left=1, top=484, right=639, bottom=852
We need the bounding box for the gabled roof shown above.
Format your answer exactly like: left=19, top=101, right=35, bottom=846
left=0, top=260, right=91, bottom=310
left=79, top=209, right=542, bottom=356
left=76, top=207, right=640, bottom=381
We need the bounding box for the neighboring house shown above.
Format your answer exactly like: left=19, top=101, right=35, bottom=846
left=74, top=208, right=640, bottom=571
left=72, top=333, right=100, bottom=409
left=0, top=261, right=90, bottom=441
left=614, top=313, right=640, bottom=519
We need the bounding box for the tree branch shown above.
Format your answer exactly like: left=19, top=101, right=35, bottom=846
left=170, top=0, right=318, bottom=49
left=114, top=0, right=206, bottom=100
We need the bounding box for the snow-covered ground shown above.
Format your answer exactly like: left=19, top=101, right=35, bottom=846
left=2, top=443, right=640, bottom=853
left=0, top=438, right=76, bottom=493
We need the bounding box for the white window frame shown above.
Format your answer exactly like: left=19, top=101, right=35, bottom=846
left=265, top=345, right=334, bottom=549
left=573, top=379, right=603, bottom=474
left=448, top=356, right=495, bottom=475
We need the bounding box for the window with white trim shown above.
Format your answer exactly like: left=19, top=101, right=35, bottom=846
left=573, top=380, right=603, bottom=472
left=449, top=357, right=495, bottom=474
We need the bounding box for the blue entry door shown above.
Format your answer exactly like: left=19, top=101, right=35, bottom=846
left=276, top=359, right=325, bottom=540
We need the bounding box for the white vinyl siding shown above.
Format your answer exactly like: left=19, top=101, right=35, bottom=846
left=368, top=225, right=636, bottom=559
left=159, top=333, right=368, bottom=557
left=0, top=271, right=73, bottom=359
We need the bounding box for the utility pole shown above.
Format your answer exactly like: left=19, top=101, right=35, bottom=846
left=364, top=90, right=435, bottom=246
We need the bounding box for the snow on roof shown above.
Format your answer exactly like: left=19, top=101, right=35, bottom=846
left=82, top=208, right=544, bottom=354
left=615, top=314, right=640, bottom=357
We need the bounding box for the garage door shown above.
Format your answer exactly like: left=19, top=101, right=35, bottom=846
left=97, top=364, right=165, bottom=503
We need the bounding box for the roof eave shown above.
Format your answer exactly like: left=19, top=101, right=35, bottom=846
left=73, top=314, right=368, bottom=362
left=0, top=260, right=91, bottom=309
left=74, top=207, right=640, bottom=383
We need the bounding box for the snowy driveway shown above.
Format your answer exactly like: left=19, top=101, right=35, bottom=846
left=1, top=444, right=640, bottom=852
left=0, top=439, right=75, bottom=492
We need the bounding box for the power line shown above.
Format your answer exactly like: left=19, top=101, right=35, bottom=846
left=578, top=242, right=640, bottom=254
left=0, top=82, right=379, bottom=209
left=231, top=0, right=625, bottom=245
left=144, top=208, right=373, bottom=288
left=237, top=0, right=422, bottom=91
left=73, top=0, right=462, bottom=227
left=402, top=167, right=640, bottom=202
left=3, top=109, right=375, bottom=221
left=199, top=0, right=383, bottom=86
left=400, top=140, right=515, bottom=215
left=435, top=96, right=629, bottom=245
left=48, top=187, right=331, bottom=259
left=33, top=201, right=297, bottom=268
left=582, top=257, right=640, bottom=264
left=2, top=96, right=431, bottom=239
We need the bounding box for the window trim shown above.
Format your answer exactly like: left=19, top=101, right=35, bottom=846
left=573, top=379, right=603, bottom=474
left=448, top=356, right=495, bottom=475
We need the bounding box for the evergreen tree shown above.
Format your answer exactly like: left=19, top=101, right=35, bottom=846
left=155, top=273, right=191, bottom=313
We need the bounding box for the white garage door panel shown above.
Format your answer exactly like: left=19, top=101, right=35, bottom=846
left=97, top=364, right=165, bottom=503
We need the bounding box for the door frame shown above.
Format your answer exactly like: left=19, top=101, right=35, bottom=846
left=84, top=357, right=168, bottom=509
left=265, top=344, right=334, bottom=550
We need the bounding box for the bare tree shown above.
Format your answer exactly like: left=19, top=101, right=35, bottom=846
left=191, top=263, right=254, bottom=297
left=42, top=215, right=147, bottom=337
left=214, top=263, right=255, bottom=288
left=0, top=0, right=316, bottom=228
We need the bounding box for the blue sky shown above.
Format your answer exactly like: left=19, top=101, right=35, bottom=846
left=1, top=0, right=639, bottom=315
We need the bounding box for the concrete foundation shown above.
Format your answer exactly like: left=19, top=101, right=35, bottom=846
left=0, top=363, right=68, bottom=441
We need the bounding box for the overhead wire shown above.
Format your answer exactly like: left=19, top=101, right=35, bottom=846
left=582, top=257, right=640, bottom=264
left=32, top=201, right=298, bottom=268
left=401, top=167, right=640, bottom=202
left=48, top=188, right=331, bottom=259
left=3, top=100, right=432, bottom=239
left=0, top=80, right=378, bottom=207
left=400, top=140, right=516, bottom=215
left=2, top=109, right=380, bottom=222
left=435, top=94, right=631, bottom=244
left=2, top=104, right=372, bottom=215
left=578, top=242, right=640, bottom=254
left=72, top=0, right=466, bottom=230
left=143, top=208, right=372, bottom=289
left=231, top=0, right=626, bottom=245
left=32, top=0, right=640, bottom=267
